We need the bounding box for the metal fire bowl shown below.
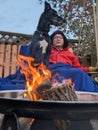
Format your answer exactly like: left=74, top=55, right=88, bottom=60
left=0, top=90, right=28, bottom=98
left=0, top=90, right=98, bottom=121
left=0, top=95, right=98, bottom=121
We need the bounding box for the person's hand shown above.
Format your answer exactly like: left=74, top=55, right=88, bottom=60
left=88, top=66, right=98, bottom=72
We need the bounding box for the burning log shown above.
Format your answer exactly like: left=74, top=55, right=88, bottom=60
left=36, top=80, right=78, bottom=130
left=37, top=80, right=78, bottom=101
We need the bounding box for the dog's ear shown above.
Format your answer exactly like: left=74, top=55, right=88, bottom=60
left=44, top=1, right=51, bottom=12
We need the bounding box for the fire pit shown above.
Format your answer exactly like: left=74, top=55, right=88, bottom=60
left=0, top=90, right=98, bottom=130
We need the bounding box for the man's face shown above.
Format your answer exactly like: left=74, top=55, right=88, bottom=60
left=53, top=34, right=64, bottom=49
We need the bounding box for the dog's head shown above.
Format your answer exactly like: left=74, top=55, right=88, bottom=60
left=44, top=2, right=65, bottom=26
left=37, top=2, right=65, bottom=33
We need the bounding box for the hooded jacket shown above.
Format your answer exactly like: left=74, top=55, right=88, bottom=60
left=49, top=30, right=89, bottom=72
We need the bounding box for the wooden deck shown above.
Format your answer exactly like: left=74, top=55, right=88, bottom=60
left=0, top=44, right=21, bottom=78
left=0, top=31, right=32, bottom=78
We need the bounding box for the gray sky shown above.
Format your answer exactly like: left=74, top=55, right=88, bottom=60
left=0, top=0, right=45, bottom=35
left=0, top=0, right=69, bottom=37
left=0, top=0, right=77, bottom=39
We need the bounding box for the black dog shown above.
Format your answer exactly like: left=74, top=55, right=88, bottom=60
left=30, top=1, right=64, bottom=66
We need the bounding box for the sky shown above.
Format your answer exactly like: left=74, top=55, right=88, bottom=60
left=0, top=0, right=77, bottom=39
left=0, top=0, right=47, bottom=35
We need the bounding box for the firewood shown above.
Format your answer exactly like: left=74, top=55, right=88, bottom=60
left=37, top=81, right=78, bottom=101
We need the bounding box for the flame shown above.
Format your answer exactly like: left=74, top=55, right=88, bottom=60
left=17, top=55, right=51, bottom=100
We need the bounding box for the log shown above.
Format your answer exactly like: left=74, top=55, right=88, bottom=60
left=37, top=81, right=78, bottom=101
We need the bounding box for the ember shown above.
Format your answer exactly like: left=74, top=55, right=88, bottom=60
left=17, top=54, right=51, bottom=100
